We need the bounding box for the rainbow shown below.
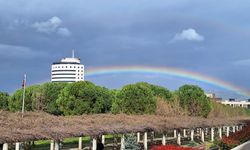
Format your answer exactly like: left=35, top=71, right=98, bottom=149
left=85, top=66, right=250, bottom=97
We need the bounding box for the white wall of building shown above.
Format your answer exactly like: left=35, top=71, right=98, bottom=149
left=51, top=57, right=84, bottom=82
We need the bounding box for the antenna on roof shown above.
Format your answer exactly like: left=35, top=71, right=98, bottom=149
left=72, top=49, right=75, bottom=58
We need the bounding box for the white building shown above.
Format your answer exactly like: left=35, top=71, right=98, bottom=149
left=51, top=51, right=84, bottom=82
left=219, top=100, right=250, bottom=109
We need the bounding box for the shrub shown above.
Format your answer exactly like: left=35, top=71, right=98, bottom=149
left=220, top=124, right=250, bottom=149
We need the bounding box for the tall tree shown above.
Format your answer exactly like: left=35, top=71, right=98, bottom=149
left=8, top=85, right=40, bottom=112
left=177, top=84, right=211, bottom=117
left=0, top=92, right=9, bottom=110
left=115, top=82, right=156, bottom=114
left=56, top=81, right=113, bottom=115
left=32, top=82, right=67, bottom=115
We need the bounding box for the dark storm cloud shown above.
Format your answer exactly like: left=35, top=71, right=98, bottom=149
left=0, top=0, right=250, bottom=98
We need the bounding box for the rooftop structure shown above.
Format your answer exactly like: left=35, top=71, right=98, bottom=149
left=51, top=50, right=84, bottom=82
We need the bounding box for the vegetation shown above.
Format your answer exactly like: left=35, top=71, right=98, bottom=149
left=124, top=134, right=140, bottom=150
left=219, top=124, right=250, bottom=149
left=8, top=85, right=40, bottom=112
left=0, top=92, right=9, bottom=110
left=208, top=100, right=250, bottom=118
left=177, top=85, right=212, bottom=117
left=113, top=82, right=156, bottom=114
left=2, top=81, right=250, bottom=118
left=56, top=81, right=113, bottom=115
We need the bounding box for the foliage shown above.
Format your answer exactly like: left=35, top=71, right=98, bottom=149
left=113, top=82, right=156, bottom=114
left=0, top=92, right=9, bottom=110
left=151, top=145, right=200, bottom=150
left=5, top=81, right=250, bottom=119
left=156, top=97, right=187, bottom=117
left=124, top=134, right=140, bottom=150
left=8, top=85, right=40, bottom=112
left=176, top=85, right=212, bottom=117
left=208, top=100, right=250, bottom=118
left=148, top=83, right=172, bottom=100
left=219, top=124, right=250, bottom=149
left=56, top=81, right=113, bottom=115
left=32, top=82, right=67, bottom=115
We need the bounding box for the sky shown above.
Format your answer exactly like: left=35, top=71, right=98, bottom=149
left=0, top=0, right=250, bottom=99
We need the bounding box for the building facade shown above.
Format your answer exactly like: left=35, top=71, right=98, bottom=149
left=219, top=100, right=250, bottom=109
left=51, top=52, right=84, bottom=82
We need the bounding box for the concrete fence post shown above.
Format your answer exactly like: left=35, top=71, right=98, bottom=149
left=121, top=134, right=125, bottom=150
left=50, top=140, right=54, bottom=150
left=177, top=131, right=181, bottom=145
left=219, top=127, right=222, bottom=139
left=162, top=134, right=166, bottom=145
left=78, top=137, right=82, bottom=150
left=144, top=132, right=148, bottom=150
left=54, top=141, right=60, bottom=150
left=174, top=130, right=177, bottom=138
left=137, top=132, right=140, bottom=143
left=102, top=135, right=105, bottom=145
left=201, top=129, right=205, bottom=142
left=191, top=129, right=194, bottom=141
left=236, top=125, right=239, bottom=131
left=15, top=142, right=20, bottom=150
left=226, top=126, right=230, bottom=137
left=211, top=127, right=214, bottom=142
left=3, top=143, right=8, bottom=150
left=205, top=128, right=208, bottom=136
left=233, top=126, right=236, bottom=133
left=239, top=125, right=243, bottom=130
left=92, top=138, right=97, bottom=150
left=183, top=129, right=187, bottom=137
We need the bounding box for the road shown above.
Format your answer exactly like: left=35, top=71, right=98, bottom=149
left=232, top=141, right=250, bottom=150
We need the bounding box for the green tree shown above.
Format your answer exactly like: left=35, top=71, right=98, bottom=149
left=32, top=82, right=67, bottom=115
left=148, top=84, right=172, bottom=100
left=114, top=82, right=156, bottom=114
left=56, top=81, right=113, bottom=115
left=8, top=85, right=40, bottom=112
left=111, top=89, right=120, bottom=114
left=177, top=84, right=211, bottom=117
left=0, top=92, right=9, bottom=110
left=92, top=86, right=113, bottom=113
left=130, top=82, right=172, bottom=100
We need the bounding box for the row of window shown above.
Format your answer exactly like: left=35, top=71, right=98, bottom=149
left=52, top=66, right=83, bottom=69
left=52, top=77, right=84, bottom=79
left=52, top=73, right=76, bottom=75
left=52, top=70, right=83, bottom=72
left=52, top=73, right=83, bottom=76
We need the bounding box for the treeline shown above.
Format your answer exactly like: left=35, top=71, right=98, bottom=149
left=0, top=81, right=215, bottom=117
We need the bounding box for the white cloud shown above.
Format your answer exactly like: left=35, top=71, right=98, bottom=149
left=57, top=27, right=71, bottom=37
left=31, top=16, right=71, bottom=37
left=171, top=28, right=204, bottom=42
